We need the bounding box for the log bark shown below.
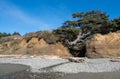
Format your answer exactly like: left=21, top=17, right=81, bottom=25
left=110, top=59, right=120, bottom=62
left=67, top=57, right=88, bottom=63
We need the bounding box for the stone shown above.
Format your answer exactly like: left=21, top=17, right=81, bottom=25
left=86, top=32, right=120, bottom=58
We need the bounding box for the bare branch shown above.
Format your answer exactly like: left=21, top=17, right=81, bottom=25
left=67, top=32, right=91, bottom=45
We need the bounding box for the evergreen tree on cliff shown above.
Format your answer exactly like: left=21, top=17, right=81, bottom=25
left=54, top=10, right=117, bottom=56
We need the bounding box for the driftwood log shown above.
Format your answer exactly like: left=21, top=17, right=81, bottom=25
left=64, top=57, right=88, bottom=63
left=110, top=59, right=120, bottom=62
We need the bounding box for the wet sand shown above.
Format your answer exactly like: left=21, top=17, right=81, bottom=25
left=57, top=72, right=120, bottom=79
left=0, top=63, right=30, bottom=79
left=0, top=64, right=120, bottom=79
left=0, top=63, right=65, bottom=79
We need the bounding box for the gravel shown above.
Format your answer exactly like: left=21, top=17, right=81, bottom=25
left=53, top=59, right=120, bottom=73
left=0, top=57, right=120, bottom=74
left=0, top=57, right=68, bottom=73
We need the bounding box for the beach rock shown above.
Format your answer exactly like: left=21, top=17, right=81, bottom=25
left=86, top=32, right=120, bottom=58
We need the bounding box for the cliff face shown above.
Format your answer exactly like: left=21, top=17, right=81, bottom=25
left=1, top=31, right=120, bottom=58
left=86, top=32, right=120, bottom=58
left=0, top=35, right=23, bottom=54
left=0, top=35, right=71, bottom=57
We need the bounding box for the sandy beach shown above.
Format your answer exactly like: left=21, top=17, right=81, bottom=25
left=57, top=72, right=120, bottom=79
left=0, top=56, right=120, bottom=79
left=0, top=63, right=30, bottom=79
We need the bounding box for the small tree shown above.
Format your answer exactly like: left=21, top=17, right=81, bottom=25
left=113, top=17, right=120, bottom=30
left=0, top=32, right=11, bottom=38
left=12, top=32, right=21, bottom=36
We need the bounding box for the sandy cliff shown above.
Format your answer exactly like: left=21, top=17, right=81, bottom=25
left=0, top=36, right=71, bottom=57
left=86, top=32, right=120, bottom=58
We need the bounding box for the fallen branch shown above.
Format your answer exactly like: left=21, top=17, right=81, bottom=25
left=65, top=57, right=88, bottom=63
left=110, top=59, right=120, bottom=62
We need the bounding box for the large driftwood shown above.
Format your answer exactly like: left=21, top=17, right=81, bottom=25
left=64, top=57, right=88, bottom=63
left=0, top=54, right=22, bottom=58
left=110, top=58, right=120, bottom=62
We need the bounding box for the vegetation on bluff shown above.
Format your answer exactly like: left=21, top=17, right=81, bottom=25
left=0, top=32, right=21, bottom=38
left=0, top=10, right=120, bottom=57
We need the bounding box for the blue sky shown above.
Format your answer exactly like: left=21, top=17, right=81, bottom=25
left=0, top=0, right=120, bottom=35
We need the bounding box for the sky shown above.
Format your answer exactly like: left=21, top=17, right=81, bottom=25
left=0, top=0, right=120, bottom=35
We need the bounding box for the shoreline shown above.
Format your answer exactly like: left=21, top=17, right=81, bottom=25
left=0, top=56, right=120, bottom=79
left=0, top=63, right=119, bottom=79
left=0, top=57, right=120, bottom=73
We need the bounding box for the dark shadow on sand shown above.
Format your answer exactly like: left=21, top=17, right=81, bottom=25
left=0, top=63, right=30, bottom=79
left=57, top=72, right=120, bottom=79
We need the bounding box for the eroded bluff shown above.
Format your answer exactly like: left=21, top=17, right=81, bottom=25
left=86, top=32, right=120, bottom=58
left=0, top=35, right=71, bottom=57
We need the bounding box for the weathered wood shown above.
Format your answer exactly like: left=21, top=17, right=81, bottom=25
left=67, top=32, right=91, bottom=45
left=66, top=57, right=88, bottom=63
left=110, top=59, right=120, bottom=62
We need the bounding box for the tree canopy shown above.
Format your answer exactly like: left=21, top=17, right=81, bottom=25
left=0, top=32, right=21, bottom=38
left=0, top=32, right=11, bottom=38
left=63, top=10, right=118, bottom=34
